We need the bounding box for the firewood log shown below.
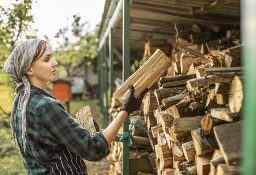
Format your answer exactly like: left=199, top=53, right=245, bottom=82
left=210, top=107, right=239, bottom=122
left=168, top=128, right=191, bottom=142
left=173, top=116, right=203, bottom=132
left=205, top=67, right=242, bottom=76
left=229, top=76, right=243, bottom=113
left=131, top=115, right=147, bottom=137
left=148, top=130, right=157, bottom=151
left=223, top=45, right=241, bottom=67
left=182, top=141, right=196, bottom=162
left=159, top=74, right=196, bottom=85
left=154, top=87, right=184, bottom=105
left=196, top=154, right=212, bottom=175
left=216, top=164, right=242, bottom=175
left=166, top=99, right=205, bottom=119
left=187, top=75, right=234, bottom=91
left=200, top=115, right=227, bottom=134
left=213, top=121, right=241, bottom=165
left=146, top=116, right=157, bottom=131
left=143, top=90, right=158, bottom=116
left=161, top=93, right=189, bottom=107
left=191, top=128, right=218, bottom=156
left=114, top=49, right=172, bottom=103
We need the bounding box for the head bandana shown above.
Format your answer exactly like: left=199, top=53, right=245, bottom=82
left=4, top=38, right=43, bottom=150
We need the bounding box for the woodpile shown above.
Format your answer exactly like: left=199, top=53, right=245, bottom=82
left=107, top=22, right=242, bottom=175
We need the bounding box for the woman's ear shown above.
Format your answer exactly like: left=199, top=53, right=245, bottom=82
left=27, top=67, right=33, bottom=76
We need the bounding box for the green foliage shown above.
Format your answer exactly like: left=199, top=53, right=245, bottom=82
left=130, top=56, right=149, bottom=73
left=0, top=0, right=37, bottom=85
left=54, top=14, right=99, bottom=76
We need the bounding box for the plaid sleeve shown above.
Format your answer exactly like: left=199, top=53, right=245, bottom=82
left=41, top=100, right=109, bottom=161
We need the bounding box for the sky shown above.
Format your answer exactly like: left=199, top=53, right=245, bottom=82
left=1, top=0, right=106, bottom=49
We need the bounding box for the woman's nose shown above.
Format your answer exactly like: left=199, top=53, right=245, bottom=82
left=52, top=59, right=58, bottom=67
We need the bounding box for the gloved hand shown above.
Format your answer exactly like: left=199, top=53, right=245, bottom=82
left=120, top=85, right=149, bottom=115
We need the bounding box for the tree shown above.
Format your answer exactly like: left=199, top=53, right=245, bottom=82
left=0, top=0, right=36, bottom=83
left=54, top=14, right=99, bottom=76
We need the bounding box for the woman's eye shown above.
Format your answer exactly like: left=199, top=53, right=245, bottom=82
left=44, top=57, right=50, bottom=62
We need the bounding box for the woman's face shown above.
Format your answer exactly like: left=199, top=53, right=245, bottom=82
left=28, top=43, right=58, bottom=87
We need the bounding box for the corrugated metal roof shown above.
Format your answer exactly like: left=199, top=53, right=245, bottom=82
left=99, top=0, right=240, bottom=61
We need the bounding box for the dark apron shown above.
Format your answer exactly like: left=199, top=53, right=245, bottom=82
left=50, top=148, right=87, bottom=175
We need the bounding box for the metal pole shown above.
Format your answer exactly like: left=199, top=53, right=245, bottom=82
left=122, top=0, right=130, bottom=174
left=103, top=43, right=109, bottom=127
left=99, top=49, right=104, bottom=115
left=109, top=27, right=114, bottom=107
left=242, top=0, right=256, bottom=174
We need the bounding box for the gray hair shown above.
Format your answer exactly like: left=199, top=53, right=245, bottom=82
left=4, top=38, right=43, bottom=150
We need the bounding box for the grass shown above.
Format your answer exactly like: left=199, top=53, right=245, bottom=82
left=0, top=85, right=13, bottom=117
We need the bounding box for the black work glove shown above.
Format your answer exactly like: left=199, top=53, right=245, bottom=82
left=120, top=85, right=149, bottom=115
left=93, top=119, right=100, bottom=131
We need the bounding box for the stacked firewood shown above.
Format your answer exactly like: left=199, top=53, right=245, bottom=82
left=107, top=24, right=242, bottom=175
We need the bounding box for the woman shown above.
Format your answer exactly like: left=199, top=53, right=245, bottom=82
left=4, top=38, right=147, bottom=175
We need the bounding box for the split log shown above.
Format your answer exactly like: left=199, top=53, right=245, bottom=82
left=182, top=141, right=196, bottom=162
left=154, top=87, right=184, bottom=105
left=132, top=115, right=147, bottom=137
left=147, top=130, right=157, bottom=151
left=211, top=153, right=225, bottom=168
left=229, top=76, right=243, bottom=113
left=186, top=165, right=197, bottom=175
left=168, top=128, right=191, bottom=142
left=196, top=154, right=212, bottom=175
left=143, top=90, right=158, bottom=116
left=173, top=116, right=203, bottom=133
left=215, top=94, right=229, bottom=106
left=214, top=83, right=230, bottom=94
left=210, top=107, right=239, bottom=122
left=114, top=49, right=171, bottom=103
left=151, top=126, right=163, bottom=138
left=195, top=64, right=207, bottom=78
left=148, top=153, right=158, bottom=173
left=161, top=168, right=176, bottom=175
left=187, top=62, right=201, bottom=75
left=187, top=75, right=234, bottom=91
left=137, top=173, right=157, bottom=175
left=205, top=67, right=242, bottom=76
left=132, top=136, right=151, bottom=148
left=172, top=143, right=184, bottom=158
left=200, top=115, right=227, bottom=133
left=180, top=56, right=209, bottom=74
left=157, top=131, right=167, bottom=146
left=224, top=45, right=241, bottom=67
left=213, top=121, right=241, bottom=165
left=161, top=93, right=189, bottom=107
left=166, top=100, right=205, bottom=118
left=158, top=111, right=173, bottom=133
left=146, top=116, right=157, bottom=131
left=129, top=156, right=155, bottom=175
left=189, top=102, right=207, bottom=111
left=159, top=74, right=196, bottom=85
left=155, top=144, right=173, bottom=170
left=162, top=79, right=188, bottom=88
left=167, top=64, right=176, bottom=76
left=216, top=164, right=241, bottom=175
left=209, top=149, right=225, bottom=175
left=191, top=128, right=218, bottom=156
left=206, top=89, right=221, bottom=108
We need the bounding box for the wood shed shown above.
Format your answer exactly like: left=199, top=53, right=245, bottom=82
left=97, top=0, right=255, bottom=174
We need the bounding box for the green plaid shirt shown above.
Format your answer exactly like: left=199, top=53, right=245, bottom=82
left=13, top=85, right=109, bottom=174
